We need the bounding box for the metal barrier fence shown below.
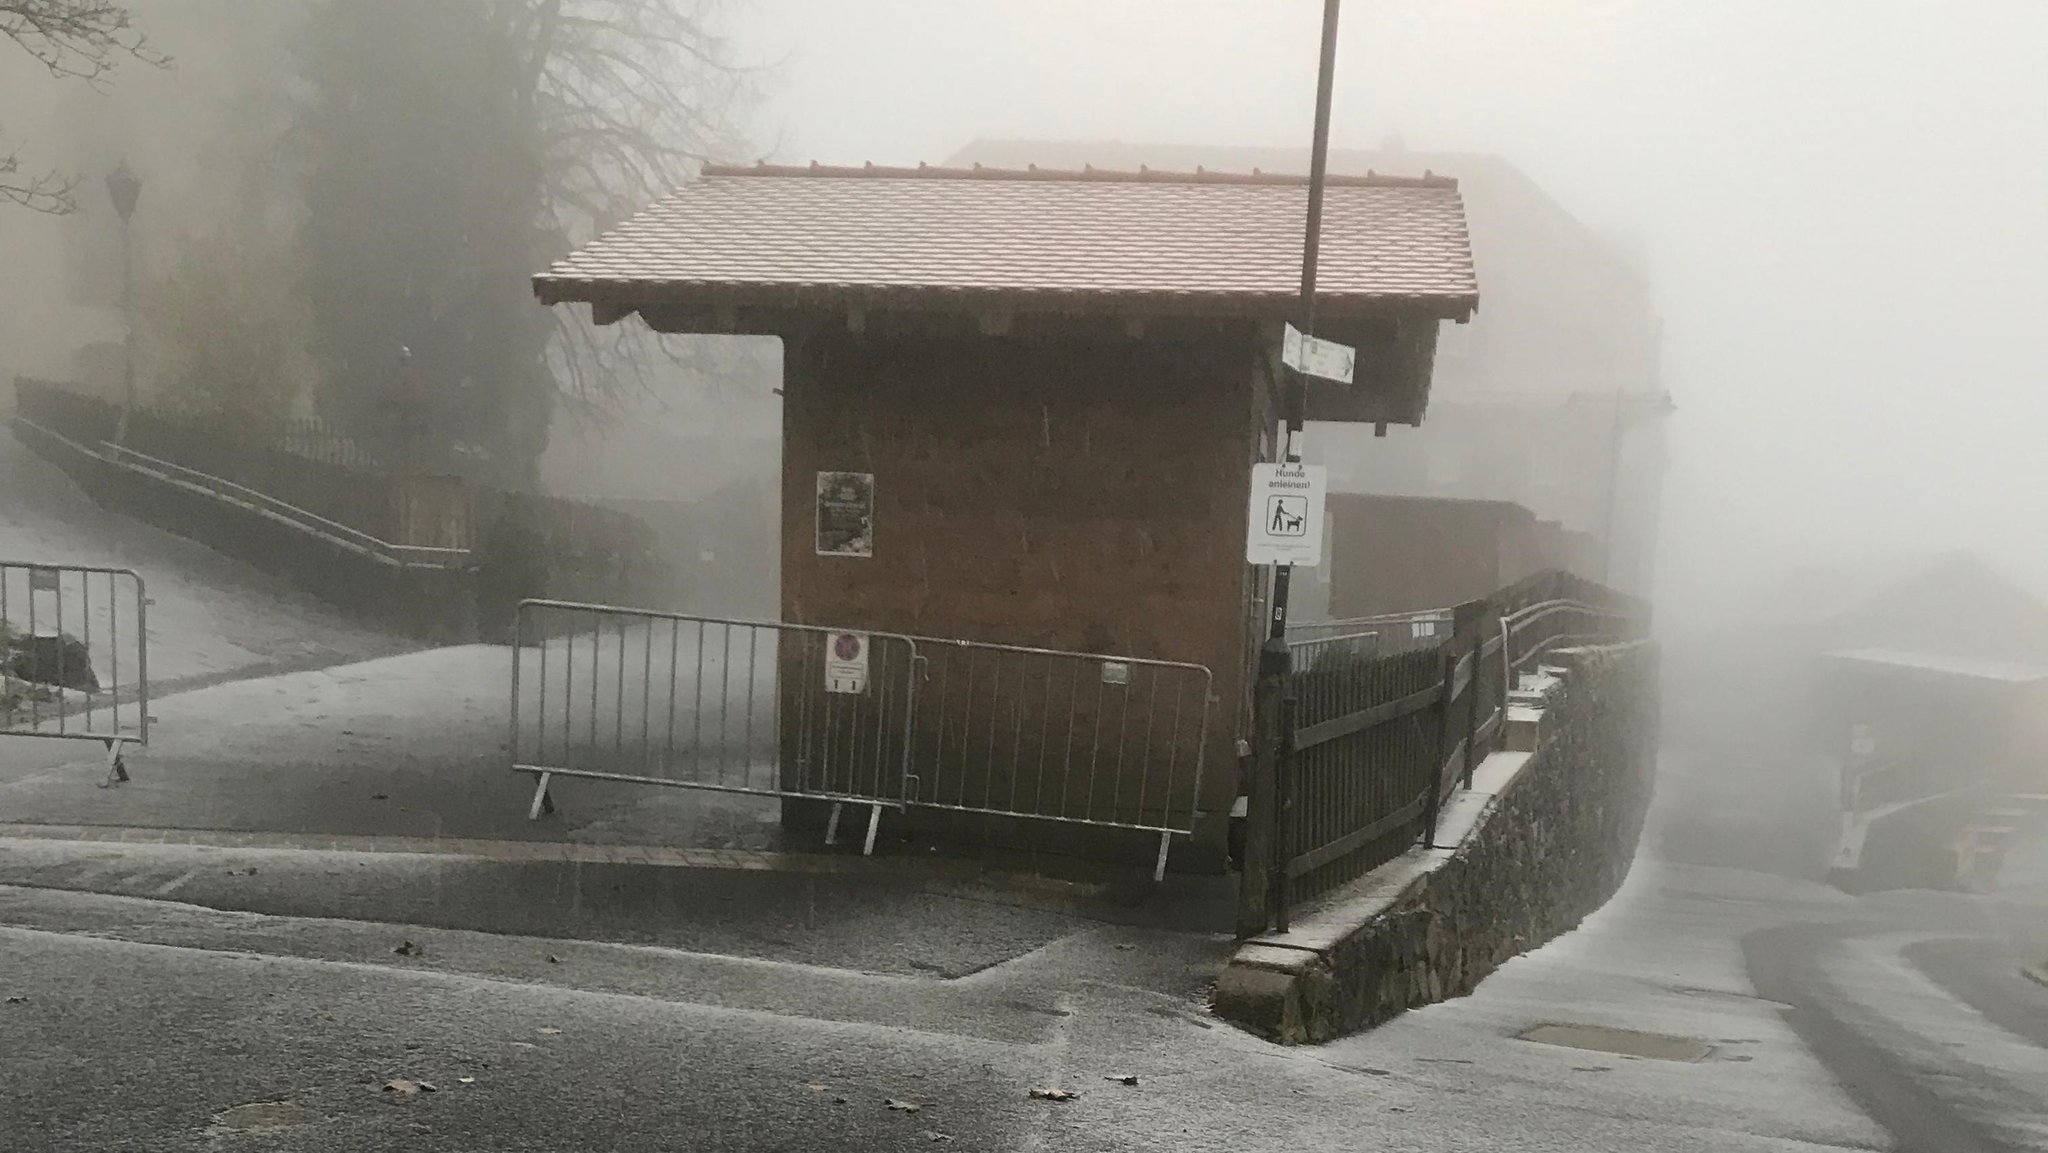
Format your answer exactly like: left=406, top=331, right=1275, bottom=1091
left=0, top=561, right=148, bottom=785
left=509, top=600, right=920, bottom=853
left=1287, top=609, right=1452, bottom=655
left=1501, top=599, right=1639, bottom=681
left=904, top=638, right=1213, bottom=880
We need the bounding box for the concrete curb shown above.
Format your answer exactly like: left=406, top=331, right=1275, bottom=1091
left=0, top=822, right=1114, bottom=900
left=1210, top=753, right=1525, bottom=1044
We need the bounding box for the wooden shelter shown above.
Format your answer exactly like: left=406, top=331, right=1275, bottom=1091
left=535, top=161, right=1477, bottom=865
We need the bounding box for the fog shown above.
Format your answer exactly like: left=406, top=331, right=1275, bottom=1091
left=730, top=0, right=2048, bottom=635
left=5, top=0, right=2045, bottom=637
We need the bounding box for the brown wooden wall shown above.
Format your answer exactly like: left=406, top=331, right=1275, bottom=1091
left=777, top=327, right=1264, bottom=841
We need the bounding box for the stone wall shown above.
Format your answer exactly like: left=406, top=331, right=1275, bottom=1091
left=1212, top=639, right=1659, bottom=1043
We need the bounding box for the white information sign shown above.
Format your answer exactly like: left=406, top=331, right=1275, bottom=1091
left=1246, top=462, right=1326, bottom=566
left=825, top=631, right=870, bottom=694
left=1281, top=323, right=1356, bottom=384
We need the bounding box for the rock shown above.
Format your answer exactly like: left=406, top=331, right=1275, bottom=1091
left=4, top=633, right=99, bottom=693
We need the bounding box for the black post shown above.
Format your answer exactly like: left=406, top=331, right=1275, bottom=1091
left=1244, top=0, right=1342, bottom=940
left=1463, top=628, right=1484, bottom=788
left=1425, top=646, right=1457, bottom=849
left=120, top=219, right=134, bottom=418
left=104, top=162, right=141, bottom=443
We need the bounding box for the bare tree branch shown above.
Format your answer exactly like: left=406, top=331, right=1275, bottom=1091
left=0, top=1, right=166, bottom=85
left=0, top=141, right=81, bottom=212
left=1, top=0, right=170, bottom=213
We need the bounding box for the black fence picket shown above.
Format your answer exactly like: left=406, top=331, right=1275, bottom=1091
left=1265, top=575, right=1643, bottom=917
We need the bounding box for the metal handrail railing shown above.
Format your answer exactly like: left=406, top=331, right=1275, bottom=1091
left=93, top=438, right=470, bottom=570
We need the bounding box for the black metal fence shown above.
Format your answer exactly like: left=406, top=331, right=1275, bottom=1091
left=1243, top=569, right=1644, bottom=934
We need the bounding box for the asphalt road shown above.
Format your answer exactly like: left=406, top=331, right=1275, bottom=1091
left=8, top=840, right=2048, bottom=1152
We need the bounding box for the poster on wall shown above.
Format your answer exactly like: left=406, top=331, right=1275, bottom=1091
left=815, top=471, right=875, bottom=557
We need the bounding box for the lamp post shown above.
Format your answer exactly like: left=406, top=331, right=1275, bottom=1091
left=104, top=162, right=142, bottom=436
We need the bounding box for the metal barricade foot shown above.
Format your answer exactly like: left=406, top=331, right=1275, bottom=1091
left=97, top=738, right=129, bottom=789
left=862, top=803, right=882, bottom=856
left=1153, top=830, right=1172, bottom=882
left=527, top=772, right=555, bottom=820
left=824, top=801, right=844, bottom=847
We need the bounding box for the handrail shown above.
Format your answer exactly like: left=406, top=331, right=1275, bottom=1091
left=1287, top=608, right=1451, bottom=646
left=92, top=438, right=470, bottom=570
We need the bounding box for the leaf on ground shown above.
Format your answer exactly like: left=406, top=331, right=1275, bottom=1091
left=393, top=941, right=421, bottom=957
left=1028, top=1088, right=1078, bottom=1102
left=5, top=995, right=26, bottom=1004
left=536, top=1027, right=562, bottom=1036
left=382, top=1080, right=436, bottom=1095
left=457, top=1077, right=476, bottom=1085
left=807, top=1084, right=828, bottom=1092
left=1104, top=1074, right=1138, bottom=1086
left=509, top=1042, right=537, bottom=1050
left=884, top=1099, right=923, bottom=1113
left=545, top=955, right=560, bottom=964
left=1113, top=943, right=1136, bottom=951
left=921, top=1131, right=953, bottom=1142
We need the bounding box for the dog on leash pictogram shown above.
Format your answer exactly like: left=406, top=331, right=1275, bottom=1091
left=1266, top=496, right=1308, bottom=537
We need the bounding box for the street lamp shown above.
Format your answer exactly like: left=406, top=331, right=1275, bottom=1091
left=104, top=162, right=142, bottom=434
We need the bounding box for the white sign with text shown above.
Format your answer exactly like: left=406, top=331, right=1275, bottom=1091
left=1246, top=462, right=1326, bottom=566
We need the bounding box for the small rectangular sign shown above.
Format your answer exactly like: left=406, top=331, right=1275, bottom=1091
left=825, top=631, right=870, bottom=695
left=1281, top=323, right=1356, bottom=384
left=28, top=567, right=59, bottom=592
left=1246, top=461, right=1326, bottom=567
left=816, top=472, right=875, bottom=557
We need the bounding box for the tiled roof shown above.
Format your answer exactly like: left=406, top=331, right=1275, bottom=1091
left=534, top=163, right=1478, bottom=321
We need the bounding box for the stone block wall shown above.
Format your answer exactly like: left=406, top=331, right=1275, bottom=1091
left=1213, top=639, right=1659, bottom=1042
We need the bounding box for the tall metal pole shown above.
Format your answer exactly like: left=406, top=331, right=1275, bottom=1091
left=121, top=218, right=135, bottom=419
left=1241, top=0, right=1341, bottom=939
left=105, top=162, right=141, bottom=442
left=1262, top=0, right=1343, bottom=655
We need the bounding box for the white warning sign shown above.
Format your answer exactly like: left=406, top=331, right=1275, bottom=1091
left=825, top=631, right=869, bottom=694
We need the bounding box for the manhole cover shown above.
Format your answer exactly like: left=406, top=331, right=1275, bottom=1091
left=1516, top=1023, right=1715, bottom=1062
left=213, top=1101, right=318, bottom=1131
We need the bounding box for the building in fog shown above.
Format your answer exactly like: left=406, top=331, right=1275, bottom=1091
left=949, top=140, right=1670, bottom=597
left=535, top=160, right=1476, bottom=868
